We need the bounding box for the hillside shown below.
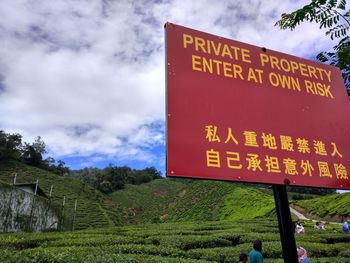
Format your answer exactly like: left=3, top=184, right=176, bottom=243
left=111, top=179, right=276, bottom=223
left=3, top=160, right=349, bottom=229
left=0, top=161, right=278, bottom=229
left=0, top=160, right=123, bottom=230
left=294, top=192, right=350, bottom=222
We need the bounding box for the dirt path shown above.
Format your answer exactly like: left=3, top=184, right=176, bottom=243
left=290, top=206, right=308, bottom=220
left=289, top=206, right=342, bottom=226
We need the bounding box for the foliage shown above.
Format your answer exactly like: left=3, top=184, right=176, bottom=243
left=1, top=160, right=349, bottom=230
left=287, top=185, right=336, bottom=196
left=0, top=129, right=161, bottom=188
left=0, top=130, right=70, bottom=175
left=0, top=130, right=23, bottom=161
left=165, top=180, right=235, bottom=222
left=219, top=187, right=275, bottom=221
left=296, top=191, right=350, bottom=219
left=0, top=219, right=349, bottom=262
left=111, top=180, right=279, bottom=224
left=22, top=136, right=46, bottom=166
left=70, top=165, right=163, bottom=194
left=110, top=178, right=187, bottom=224
left=276, top=0, right=350, bottom=96
left=0, top=160, right=124, bottom=230
left=1, top=162, right=274, bottom=228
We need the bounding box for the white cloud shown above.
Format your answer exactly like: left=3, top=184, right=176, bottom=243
left=0, top=0, right=337, bottom=167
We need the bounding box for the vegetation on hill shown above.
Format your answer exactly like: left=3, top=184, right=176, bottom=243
left=0, top=129, right=163, bottom=193
left=111, top=179, right=276, bottom=223
left=0, top=161, right=276, bottom=228
left=287, top=186, right=335, bottom=196
left=295, top=192, right=350, bottom=221
left=219, top=187, right=275, bottom=221
left=0, top=160, right=123, bottom=230
left=1, top=219, right=350, bottom=262
left=110, top=179, right=187, bottom=223
left=1, top=157, right=349, bottom=229
left=0, top=130, right=69, bottom=175
left=69, top=165, right=162, bottom=194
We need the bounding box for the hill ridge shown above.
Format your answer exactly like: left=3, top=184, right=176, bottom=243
left=1, top=160, right=349, bottom=230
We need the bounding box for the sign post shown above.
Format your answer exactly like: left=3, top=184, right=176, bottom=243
left=273, top=185, right=298, bottom=262
left=165, top=22, right=350, bottom=262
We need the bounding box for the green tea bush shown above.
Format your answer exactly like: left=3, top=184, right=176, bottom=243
left=313, top=257, right=350, bottom=263
left=158, top=235, right=233, bottom=250
left=2, top=249, right=211, bottom=263
left=0, top=219, right=348, bottom=262
left=186, top=246, right=243, bottom=263
left=323, top=235, right=350, bottom=244
left=298, top=242, right=339, bottom=257
left=338, top=249, right=350, bottom=258
left=43, top=235, right=150, bottom=247
left=261, top=241, right=282, bottom=258
left=240, top=232, right=280, bottom=243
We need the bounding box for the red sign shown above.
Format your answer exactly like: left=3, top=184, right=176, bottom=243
left=165, top=22, right=350, bottom=189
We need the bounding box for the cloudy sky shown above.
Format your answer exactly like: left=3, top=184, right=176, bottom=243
left=0, top=0, right=342, bottom=173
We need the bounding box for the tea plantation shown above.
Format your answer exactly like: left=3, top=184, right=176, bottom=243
left=0, top=161, right=124, bottom=229
left=1, top=219, right=350, bottom=262
left=1, top=160, right=350, bottom=262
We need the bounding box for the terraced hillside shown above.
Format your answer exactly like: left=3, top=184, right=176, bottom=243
left=294, top=192, right=350, bottom=222
left=0, top=160, right=123, bottom=229
left=2, top=160, right=348, bottom=229
left=0, top=160, right=278, bottom=227
left=111, top=179, right=276, bottom=223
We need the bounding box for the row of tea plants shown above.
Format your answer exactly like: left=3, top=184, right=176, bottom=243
left=1, top=219, right=349, bottom=262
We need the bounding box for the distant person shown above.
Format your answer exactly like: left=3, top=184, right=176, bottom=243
left=320, top=221, right=326, bottom=230
left=296, top=222, right=305, bottom=234
left=342, top=221, right=349, bottom=234
left=239, top=252, right=248, bottom=263
left=314, top=221, right=320, bottom=229
left=249, top=239, right=263, bottom=263
left=297, top=247, right=310, bottom=263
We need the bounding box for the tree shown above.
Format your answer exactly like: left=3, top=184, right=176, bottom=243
left=276, top=0, right=350, bottom=96
left=44, top=157, right=55, bottom=166
left=22, top=145, right=43, bottom=166
left=0, top=130, right=23, bottom=160
left=142, top=167, right=162, bottom=180
left=31, top=136, right=47, bottom=155
left=56, top=160, right=70, bottom=176
left=22, top=136, right=47, bottom=166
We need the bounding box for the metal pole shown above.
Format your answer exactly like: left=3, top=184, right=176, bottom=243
left=29, top=179, right=39, bottom=231
left=60, top=196, right=65, bottom=231
left=49, top=185, right=53, bottom=197
left=273, top=184, right=298, bottom=263
left=28, top=193, right=36, bottom=231
left=72, top=200, right=77, bottom=231
left=34, top=179, right=38, bottom=195
left=4, top=185, right=14, bottom=232
left=45, top=184, right=53, bottom=230
left=13, top=173, right=17, bottom=185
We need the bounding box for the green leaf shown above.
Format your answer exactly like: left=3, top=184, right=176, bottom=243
left=337, top=0, right=346, bottom=9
